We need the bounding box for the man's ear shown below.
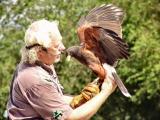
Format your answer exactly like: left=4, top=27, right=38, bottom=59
left=37, top=48, right=47, bottom=60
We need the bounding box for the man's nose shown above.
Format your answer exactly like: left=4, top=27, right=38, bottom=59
left=59, top=44, right=65, bottom=52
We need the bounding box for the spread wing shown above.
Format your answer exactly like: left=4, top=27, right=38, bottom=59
left=78, top=4, right=124, bottom=38
left=77, top=4, right=129, bottom=66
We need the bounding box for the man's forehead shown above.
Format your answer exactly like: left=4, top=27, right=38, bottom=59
left=50, top=39, right=62, bottom=46
left=50, top=26, right=62, bottom=40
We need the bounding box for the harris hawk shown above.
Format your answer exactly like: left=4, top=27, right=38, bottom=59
left=67, top=4, right=131, bottom=97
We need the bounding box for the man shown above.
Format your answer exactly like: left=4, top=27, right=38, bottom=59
left=7, top=19, right=117, bottom=120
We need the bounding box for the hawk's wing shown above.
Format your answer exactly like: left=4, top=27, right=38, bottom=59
left=77, top=4, right=129, bottom=65
left=78, top=4, right=124, bottom=38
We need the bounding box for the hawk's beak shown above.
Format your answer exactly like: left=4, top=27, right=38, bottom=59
left=65, top=49, right=71, bottom=61
left=66, top=55, right=71, bottom=61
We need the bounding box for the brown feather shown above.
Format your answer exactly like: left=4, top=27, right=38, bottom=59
left=66, top=46, right=105, bottom=80
left=82, top=27, right=129, bottom=66
left=78, top=4, right=124, bottom=37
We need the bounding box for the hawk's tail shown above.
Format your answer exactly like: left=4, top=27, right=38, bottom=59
left=112, top=72, right=131, bottom=97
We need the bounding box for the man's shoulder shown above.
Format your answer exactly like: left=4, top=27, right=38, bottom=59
left=17, top=65, right=53, bottom=88
left=16, top=66, right=39, bottom=88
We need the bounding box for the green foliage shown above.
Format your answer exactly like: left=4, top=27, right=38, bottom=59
left=0, top=0, right=160, bottom=119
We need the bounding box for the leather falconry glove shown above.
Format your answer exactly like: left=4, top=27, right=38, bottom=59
left=70, top=80, right=100, bottom=109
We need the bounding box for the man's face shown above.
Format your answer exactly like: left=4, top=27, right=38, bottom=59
left=37, top=39, right=65, bottom=65
left=49, top=40, right=65, bottom=63
left=37, top=24, right=66, bottom=65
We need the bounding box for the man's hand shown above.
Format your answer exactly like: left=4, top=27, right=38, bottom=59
left=70, top=83, right=100, bottom=108
left=81, top=83, right=100, bottom=101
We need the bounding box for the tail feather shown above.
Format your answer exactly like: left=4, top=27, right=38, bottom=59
left=112, top=72, right=131, bottom=97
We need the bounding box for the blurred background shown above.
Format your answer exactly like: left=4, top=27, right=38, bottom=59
left=0, top=0, right=160, bottom=120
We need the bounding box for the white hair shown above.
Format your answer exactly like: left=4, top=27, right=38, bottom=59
left=21, top=19, right=62, bottom=64
left=24, top=19, right=62, bottom=48
left=20, top=47, right=39, bottom=64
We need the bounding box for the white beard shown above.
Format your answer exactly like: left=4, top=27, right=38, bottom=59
left=53, top=56, right=61, bottom=63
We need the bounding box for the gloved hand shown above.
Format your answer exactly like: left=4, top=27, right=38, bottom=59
left=70, top=82, right=100, bottom=108
left=70, top=94, right=86, bottom=109
left=81, top=83, right=100, bottom=100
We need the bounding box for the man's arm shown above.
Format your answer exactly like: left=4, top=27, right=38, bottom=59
left=66, top=75, right=117, bottom=120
